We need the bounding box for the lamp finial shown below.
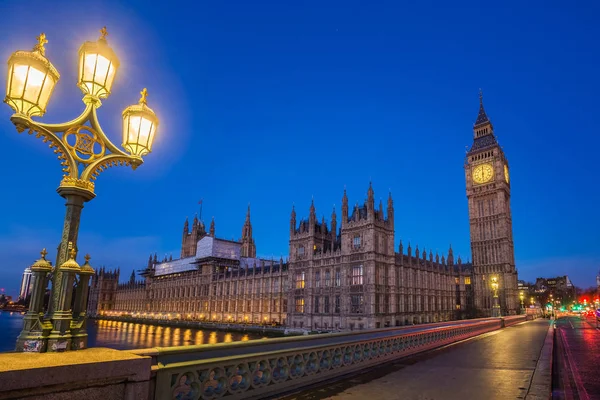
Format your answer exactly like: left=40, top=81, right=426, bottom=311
left=139, top=88, right=148, bottom=105
left=84, top=254, right=91, bottom=263
left=100, top=26, right=108, bottom=41
left=40, top=248, right=48, bottom=259
left=33, top=33, right=48, bottom=56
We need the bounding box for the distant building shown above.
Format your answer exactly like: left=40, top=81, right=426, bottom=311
left=18, top=266, right=33, bottom=301
left=87, top=207, right=290, bottom=325
left=533, top=276, right=576, bottom=304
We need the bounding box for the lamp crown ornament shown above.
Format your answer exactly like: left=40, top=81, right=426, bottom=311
left=84, top=254, right=91, bottom=263
left=99, top=27, right=108, bottom=41
left=40, top=248, right=48, bottom=259
left=33, top=33, right=48, bottom=56
left=139, top=88, right=148, bottom=105
left=69, top=246, right=77, bottom=260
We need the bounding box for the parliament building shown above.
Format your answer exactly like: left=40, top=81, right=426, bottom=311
left=87, top=95, right=519, bottom=330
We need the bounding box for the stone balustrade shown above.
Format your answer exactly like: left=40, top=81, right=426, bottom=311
left=131, top=318, right=508, bottom=400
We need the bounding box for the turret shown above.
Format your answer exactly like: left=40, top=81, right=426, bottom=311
left=387, top=191, right=394, bottom=226
left=309, top=198, right=316, bottom=228
left=367, top=182, right=375, bottom=218
left=241, top=205, right=256, bottom=258
left=209, top=217, right=215, bottom=237
left=290, top=205, right=296, bottom=236
left=129, top=270, right=135, bottom=284
left=447, top=244, right=454, bottom=266
left=341, top=189, right=349, bottom=226
left=378, top=199, right=384, bottom=220
left=330, top=206, right=337, bottom=240
left=183, top=217, right=189, bottom=236
left=398, top=240, right=403, bottom=254
left=147, top=254, right=153, bottom=269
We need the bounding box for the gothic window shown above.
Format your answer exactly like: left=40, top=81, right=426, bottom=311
left=324, top=296, right=330, bottom=313
left=298, top=245, right=305, bottom=256
left=295, top=297, right=305, bottom=313
left=295, top=271, right=305, bottom=289
left=350, top=295, right=364, bottom=313
left=352, top=265, right=364, bottom=285
left=325, top=269, right=331, bottom=286
left=315, top=271, right=321, bottom=288
left=335, top=296, right=340, bottom=313
left=335, top=269, right=341, bottom=287
left=353, top=235, right=361, bottom=249
left=314, top=296, right=320, bottom=313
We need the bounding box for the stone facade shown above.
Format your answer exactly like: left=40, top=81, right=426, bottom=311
left=287, top=187, right=474, bottom=331
left=87, top=95, right=519, bottom=328
left=88, top=268, right=119, bottom=313
left=465, top=93, right=519, bottom=316
left=88, top=208, right=289, bottom=325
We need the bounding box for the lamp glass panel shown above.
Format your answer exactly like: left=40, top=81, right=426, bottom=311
left=9, top=64, right=31, bottom=99
left=124, top=114, right=156, bottom=156
left=37, top=74, right=55, bottom=111
left=81, top=53, right=114, bottom=97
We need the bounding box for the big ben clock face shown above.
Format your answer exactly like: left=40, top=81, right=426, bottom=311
left=504, top=165, right=509, bottom=183
left=472, top=163, right=494, bottom=184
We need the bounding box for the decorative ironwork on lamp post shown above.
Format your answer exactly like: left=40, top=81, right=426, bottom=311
left=491, top=276, right=501, bottom=317
left=5, top=28, right=159, bottom=352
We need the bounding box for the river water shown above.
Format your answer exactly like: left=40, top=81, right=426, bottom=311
left=0, top=312, right=267, bottom=353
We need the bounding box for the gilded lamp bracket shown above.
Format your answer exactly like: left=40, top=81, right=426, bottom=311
left=10, top=100, right=142, bottom=200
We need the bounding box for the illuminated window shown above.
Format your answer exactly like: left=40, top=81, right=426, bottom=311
left=295, top=271, right=305, bottom=289
left=455, top=277, right=460, bottom=284
left=455, top=304, right=461, bottom=310
left=353, top=235, right=361, bottom=249
left=465, top=277, right=471, bottom=285
left=295, top=297, right=305, bottom=313
left=352, top=265, right=364, bottom=285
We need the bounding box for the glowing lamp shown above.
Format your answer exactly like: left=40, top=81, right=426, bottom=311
left=122, top=88, right=159, bottom=157
left=5, top=33, right=60, bottom=117
left=77, top=27, right=119, bottom=99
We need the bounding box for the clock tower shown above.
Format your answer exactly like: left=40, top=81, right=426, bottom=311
left=465, top=92, right=518, bottom=316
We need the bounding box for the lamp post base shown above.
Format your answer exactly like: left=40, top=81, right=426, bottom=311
left=492, top=305, right=501, bottom=318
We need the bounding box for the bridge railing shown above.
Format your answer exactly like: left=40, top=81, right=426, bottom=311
left=503, top=315, right=527, bottom=327
left=133, top=319, right=503, bottom=400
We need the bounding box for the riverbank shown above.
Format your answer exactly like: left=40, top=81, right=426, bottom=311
left=91, top=315, right=296, bottom=337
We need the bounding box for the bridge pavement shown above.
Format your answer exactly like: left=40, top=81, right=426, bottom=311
left=278, top=318, right=552, bottom=400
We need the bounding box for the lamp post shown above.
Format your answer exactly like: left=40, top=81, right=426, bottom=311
left=491, top=276, right=501, bottom=317
left=519, top=291, right=525, bottom=314
left=5, top=29, right=159, bottom=352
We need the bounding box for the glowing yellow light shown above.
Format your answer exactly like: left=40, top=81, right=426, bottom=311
left=122, top=88, right=159, bottom=157
left=77, top=28, right=119, bottom=99
left=5, top=34, right=60, bottom=117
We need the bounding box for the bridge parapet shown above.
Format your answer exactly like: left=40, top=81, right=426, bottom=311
left=502, top=315, right=527, bottom=327
left=134, top=319, right=504, bottom=400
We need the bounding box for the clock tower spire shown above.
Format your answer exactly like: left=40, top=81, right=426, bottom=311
left=465, top=91, right=518, bottom=317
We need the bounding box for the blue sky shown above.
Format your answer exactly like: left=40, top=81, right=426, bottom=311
left=0, top=0, right=599, bottom=296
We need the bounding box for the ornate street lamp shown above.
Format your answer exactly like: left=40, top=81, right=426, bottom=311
left=519, top=291, right=525, bottom=313
left=491, top=276, right=501, bottom=317
left=5, top=28, right=160, bottom=352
